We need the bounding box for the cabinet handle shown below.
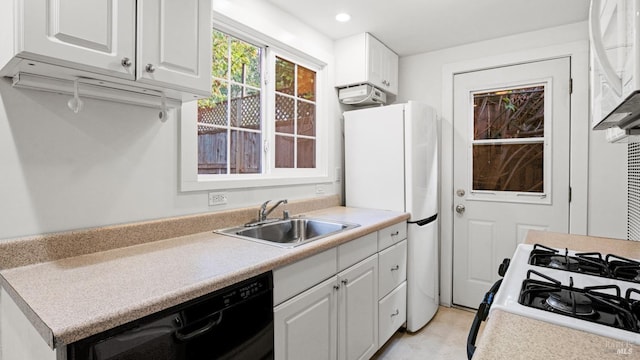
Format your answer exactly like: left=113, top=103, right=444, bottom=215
left=145, top=64, right=156, bottom=73
left=390, top=265, right=399, bottom=271
left=391, top=231, right=399, bottom=237
left=390, top=309, right=399, bottom=317
left=121, top=57, right=132, bottom=68
left=341, top=279, right=348, bottom=285
left=333, top=285, right=340, bottom=291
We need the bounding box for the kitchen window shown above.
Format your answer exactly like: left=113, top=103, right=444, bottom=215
left=181, top=27, right=328, bottom=191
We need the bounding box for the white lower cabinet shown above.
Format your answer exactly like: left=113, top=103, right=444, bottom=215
left=378, top=282, right=407, bottom=345
left=274, top=276, right=338, bottom=360
left=274, top=228, right=384, bottom=360
left=274, top=254, right=378, bottom=360
left=377, top=237, right=408, bottom=347
left=338, top=255, right=378, bottom=360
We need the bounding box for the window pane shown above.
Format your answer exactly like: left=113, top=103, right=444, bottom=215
left=297, top=65, right=316, bottom=101
left=275, top=57, right=295, bottom=95
left=297, top=101, right=315, bottom=136
left=473, top=143, right=543, bottom=192
left=473, top=86, right=544, bottom=140
left=198, top=126, right=227, bottom=174
left=198, top=80, right=228, bottom=125
left=297, top=138, right=316, bottom=168
left=275, top=135, right=294, bottom=168
left=230, top=38, right=261, bottom=87
left=198, top=29, right=263, bottom=176
left=230, top=130, right=261, bottom=174
left=275, top=94, right=294, bottom=134
left=230, top=86, right=261, bottom=130
left=212, top=30, right=229, bottom=79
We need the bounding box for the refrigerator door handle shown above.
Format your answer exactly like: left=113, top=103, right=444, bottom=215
left=408, top=213, right=438, bottom=226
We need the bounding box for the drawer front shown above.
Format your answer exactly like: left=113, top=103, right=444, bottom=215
left=378, top=240, right=407, bottom=297
left=273, top=248, right=337, bottom=306
left=378, top=222, right=407, bottom=250
left=337, top=232, right=377, bottom=272
left=378, top=281, right=407, bottom=347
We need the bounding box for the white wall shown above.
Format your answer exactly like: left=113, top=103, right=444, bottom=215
left=0, top=0, right=341, bottom=240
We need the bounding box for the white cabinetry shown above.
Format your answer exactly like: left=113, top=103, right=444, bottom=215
left=335, top=33, right=399, bottom=95
left=274, top=233, right=379, bottom=360
left=0, top=0, right=211, bottom=101
left=377, top=225, right=408, bottom=347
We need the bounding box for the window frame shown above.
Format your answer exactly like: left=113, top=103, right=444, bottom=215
left=466, top=79, right=553, bottom=205
left=180, top=23, right=329, bottom=192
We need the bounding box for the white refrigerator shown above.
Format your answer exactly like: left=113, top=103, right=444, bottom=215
left=344, top=101, right=438, bottom=332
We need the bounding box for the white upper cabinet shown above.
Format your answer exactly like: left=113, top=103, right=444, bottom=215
left=136, top=0, right=211, bottom=94
left=17, top=0, right=136, bottom=79
left=335, top=33, right=399, bottom=95
left=0, top=0, right=211, bottom=100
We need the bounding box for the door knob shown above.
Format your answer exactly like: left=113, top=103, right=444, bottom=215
left=455, top=204, right=466, bottom=214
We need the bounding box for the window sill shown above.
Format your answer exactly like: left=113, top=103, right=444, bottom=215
left=180, top=173, right=332, bottom=192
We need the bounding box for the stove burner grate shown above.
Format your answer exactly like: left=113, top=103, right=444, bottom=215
left=519, top=270, right=640, bottom=333
left=528, top=244, right=640, bottom=284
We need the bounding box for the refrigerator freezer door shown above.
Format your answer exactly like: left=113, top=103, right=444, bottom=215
left=406, top=219, right=439, bottom=332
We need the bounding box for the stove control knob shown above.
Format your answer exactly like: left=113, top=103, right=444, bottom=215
left=498, top=258, right=510, bottom=277
left=455, top=204, right=465, bottom=214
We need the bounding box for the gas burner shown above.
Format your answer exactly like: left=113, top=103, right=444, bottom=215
left=528, top=244, right=640, bottom=284
left=545, top=292, right=595, bottom=316
left=607, top=254, right=640, bottom=283
left=518, top=269, right=640, bottom=333
left=548, top=255, right=580, bottom=271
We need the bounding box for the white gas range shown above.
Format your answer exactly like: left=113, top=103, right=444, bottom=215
left=490, top=243, right=640, bottom=345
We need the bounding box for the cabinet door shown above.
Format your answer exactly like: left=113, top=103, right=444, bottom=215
left=338, top=254, right=378, bottom=360
left=366, top=35, right=398, bottom=95
left=274, top=277, right=338, bottom=360
left=137, top=0, right=211, bottom=96
left=20, top=0, right=135, bottom=79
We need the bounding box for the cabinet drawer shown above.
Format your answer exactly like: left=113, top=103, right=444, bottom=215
left=337, top=232, right=377, bottom=272
left=378, top=282, right=407, bottom=347
left=273, top=248, right=337, bottom=306
left=378, top=222, right=407, bottom=250
left=378, top=240, right=407, bottom=297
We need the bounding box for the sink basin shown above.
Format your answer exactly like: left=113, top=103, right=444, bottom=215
left=216, top=218, right=360, bottom=248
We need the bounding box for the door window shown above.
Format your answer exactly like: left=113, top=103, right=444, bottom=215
left=469, top=84, right=550, bottom=202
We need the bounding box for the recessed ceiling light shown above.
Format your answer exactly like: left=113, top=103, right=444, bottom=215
left=335, top=13, right=351, bottom=22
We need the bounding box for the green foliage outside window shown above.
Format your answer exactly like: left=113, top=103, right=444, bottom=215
left=198, top=30, right=261, bottom=109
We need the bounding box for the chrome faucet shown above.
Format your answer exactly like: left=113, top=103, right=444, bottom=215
left=258, top=199, right=288, bottom=222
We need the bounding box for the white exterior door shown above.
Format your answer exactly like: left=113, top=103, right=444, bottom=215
left=452, top=58, right=571, bottom=308
left=21, top=0, right=135, bottom=78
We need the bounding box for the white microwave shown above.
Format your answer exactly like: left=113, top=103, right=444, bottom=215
left=590, top=0, right=640, bottom=142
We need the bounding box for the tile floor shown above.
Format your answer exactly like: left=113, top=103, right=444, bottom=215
left=372, top=306, right=475, bottom=360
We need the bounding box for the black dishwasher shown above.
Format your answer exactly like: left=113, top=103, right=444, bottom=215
left=67, top=272, right=274, bottom=360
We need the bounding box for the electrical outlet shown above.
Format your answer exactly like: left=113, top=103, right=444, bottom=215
left=208, top=192, right=228, bottom=206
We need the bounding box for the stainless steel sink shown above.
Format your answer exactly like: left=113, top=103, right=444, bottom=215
left=216, top=218, right=360, bottom=248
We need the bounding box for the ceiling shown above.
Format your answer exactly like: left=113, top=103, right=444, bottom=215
left=264, top=0, right=590, bottom=56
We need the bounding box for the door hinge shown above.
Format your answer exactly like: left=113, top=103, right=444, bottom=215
left=569, top=78, right=573, bottom=95
left=569, top=186, right=572, bottom=203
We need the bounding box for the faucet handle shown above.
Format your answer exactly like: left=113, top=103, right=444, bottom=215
left=260, top=200, right=271, bottom=209
left=283, top=210, right=290, bottom=220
